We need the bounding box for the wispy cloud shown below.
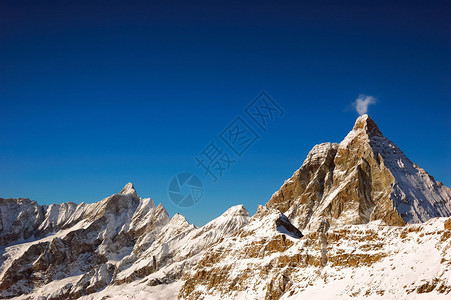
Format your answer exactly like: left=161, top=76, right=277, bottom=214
left=354, top=94, right=376, bottom=115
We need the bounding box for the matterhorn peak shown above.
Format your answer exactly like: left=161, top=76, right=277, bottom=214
left=352, top=114, right=383, bottom=137
left=119, top=182, right=137, bottom=195
left=268, top=113, right=451, bottom=232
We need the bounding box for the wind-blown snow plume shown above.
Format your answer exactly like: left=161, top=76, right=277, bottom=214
left=354, top=94, right=376, bottom=115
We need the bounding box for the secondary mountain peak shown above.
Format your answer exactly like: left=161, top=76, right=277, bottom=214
left=221, top=204, right=249, bottom=217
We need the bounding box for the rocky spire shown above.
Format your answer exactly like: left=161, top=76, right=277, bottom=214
left=119, top=182, right=137, bottom=195
left=351, top=114, right=383, bottom=137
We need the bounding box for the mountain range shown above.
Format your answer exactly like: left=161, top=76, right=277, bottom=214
left=1, top=114, right=450, bottom=299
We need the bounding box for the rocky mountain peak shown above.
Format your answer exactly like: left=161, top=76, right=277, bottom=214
left=267, top=114, right=451, bottom=232
left=170, top=213, right=191, bottom=226
left=351, top=114, right=383, bottom=137
left=221, top=204, right=249, bottom=217
left=155, top=203, right=170, bottom=221
left=119, top=182, right=137, bottom=195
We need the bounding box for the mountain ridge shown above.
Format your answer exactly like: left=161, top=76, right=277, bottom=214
left=1, top=114, right=450, bottom=299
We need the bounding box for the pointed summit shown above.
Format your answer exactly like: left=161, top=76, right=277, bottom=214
left=352, top=114, right=383, bottom=137
left=119, top=182, right=137, bottom=195
left=203, top=204, right=250, bottom=232
left=221, top=204, right=249, bottom=217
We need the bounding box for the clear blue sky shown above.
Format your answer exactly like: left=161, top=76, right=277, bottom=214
left=1, top=0, right=450, bottom=225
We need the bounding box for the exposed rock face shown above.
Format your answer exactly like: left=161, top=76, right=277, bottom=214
left=268, top=115, right=451, bottom=232
left=0, top=198, right=44, bottom=246
left=179, top=213, right=451, bottom=299
left=445, top=218, right=451, bottom=230
left=112, top=204, right=250, bottom=287
left=179, top=206, right=303, bottom=299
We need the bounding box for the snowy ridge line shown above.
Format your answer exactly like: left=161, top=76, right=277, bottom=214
left=1, top=114, right=451, bottom=299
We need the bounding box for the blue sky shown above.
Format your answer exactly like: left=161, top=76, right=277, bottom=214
left=1, top=0, right=450, bottom=225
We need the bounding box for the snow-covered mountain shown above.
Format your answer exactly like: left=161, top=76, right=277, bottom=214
left=1, top=115, right=450, bottom=299
left=0, top=184, right=250, bottom=299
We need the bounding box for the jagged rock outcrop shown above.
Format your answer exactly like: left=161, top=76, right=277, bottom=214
left=268, top=114, right=451, bottom=232
left=112, top=204, right=250, bottom=286
left=0, top=183, right=151, bottom=298
left=179, top=212, right=451, bottom=299
left=179, top=205, right=303, bottom=299
left=0, top=198, right=44, bottom=246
